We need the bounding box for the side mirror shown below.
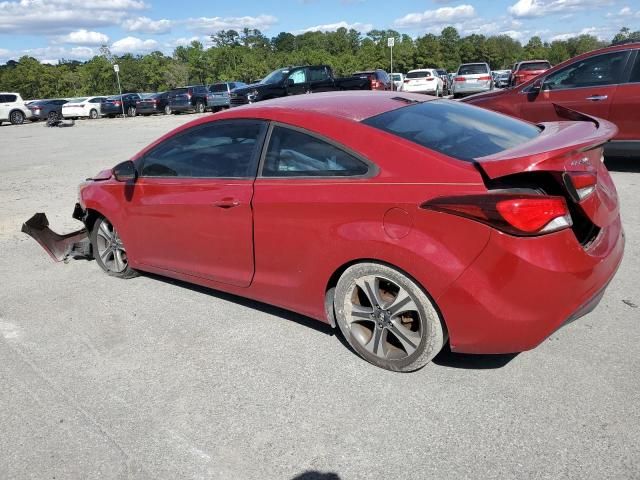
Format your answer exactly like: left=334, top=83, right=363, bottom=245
left=113, top=160, right=137, bottom=182
left=530, top=77, right=544, bottom=93
left=286, top=78, right=295, bottom=87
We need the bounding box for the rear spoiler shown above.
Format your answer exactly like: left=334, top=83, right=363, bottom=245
left=552, top=103, right=599, bottom=127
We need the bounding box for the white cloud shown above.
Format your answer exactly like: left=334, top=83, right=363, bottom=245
left=0, top=0, right=147, bottom=34
left=111, top=36, right=159, bottom=54
left=299, top=21, right=373, bottom=33
left=508, top=0, right=613, bottom=19
left=0, top=44, right=98, bottom=63
left=58, top=29, right=109, bottom=45
left=393, top=5, right=476, bottom=28
left=187, top=14, right=277, bottom=34
left=550, top=26, right=612, bottom=41
left=165, top=36, right=208, bottom=49
left=122, top=16, right=172, bottom=34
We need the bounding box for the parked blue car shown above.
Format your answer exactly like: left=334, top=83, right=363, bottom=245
left=207, top=82, right=247, bottom=111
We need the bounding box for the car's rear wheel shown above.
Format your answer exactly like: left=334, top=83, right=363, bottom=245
left=89, top=109, right=98, bottom=119
left=10, top=110, right=25, bottom=125
left=196, top=101, right=205, bottom=113
left=91, top=217, right=138, bottom=279
left=47, top=111, right=58, bottom=121
left=164, top=105, right=171, bottom=115
left=334, top=262, right=445, bottom=372
left=127, top=106, right=136, bottom=117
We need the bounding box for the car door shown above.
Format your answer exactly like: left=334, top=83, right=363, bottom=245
left=308, top=66, right=334, bottom=93
left=518, top=50, right=631, bottom=124
left=285, top=68, right=309, bottom=95
left=0, top=95, right=8, bottom=119
left=125, top=119, right=268, bottom=287
left=609, top=49, right=640, bottom=141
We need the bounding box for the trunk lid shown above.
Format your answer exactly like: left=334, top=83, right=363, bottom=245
left=475, top=107, right=619, bottom=229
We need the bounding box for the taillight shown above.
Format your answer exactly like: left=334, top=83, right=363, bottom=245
left=563, top=171, right=597, bottom=201
left=114, top=101, right=121, bottom=106
left=454, top=76, right=465, bottom=82
left=426, top=77, right=434, bottom=81
left=478, top=75, right=491, bottom=81
left=404, top=79, right=410, bottom=83
left=421, top=194, right=572, bottom=236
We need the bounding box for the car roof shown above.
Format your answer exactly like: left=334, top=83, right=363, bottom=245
left=408, top=68, right=435, bottom=72
left=222, top=91, right=436, bottom=122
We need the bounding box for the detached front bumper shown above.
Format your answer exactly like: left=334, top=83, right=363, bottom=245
left=22, top=210, right=90, bottom=262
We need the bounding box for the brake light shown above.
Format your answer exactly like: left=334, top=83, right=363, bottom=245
left=454, top=76, right=466, bottom=82
left=563, top=171, right=597, bottom=201
left=421, top=194, right=571, bottom=236
left=426, top=77, right=434, bottom=81
left=404, top=79, right=410, bottom=83
left=114, top=101, right=121, bottom=106
left=478, top=75, right=492, bottom=81
left=370, top=79, right=381, bottom=89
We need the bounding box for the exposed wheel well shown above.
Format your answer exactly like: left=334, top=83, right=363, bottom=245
left=324, top=258, right=449, bottom=340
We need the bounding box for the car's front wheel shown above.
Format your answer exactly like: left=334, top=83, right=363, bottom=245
left=164, top=105, right=171, bottom=115
left=196, top=101, right=205, bottom=113
left=334, top=262, right=445, bottom=372
left=91, top=217, right=138, bottom=279
left=89, top=109, right=98, bottom=119
left=127, top=106, right=136, bottom=117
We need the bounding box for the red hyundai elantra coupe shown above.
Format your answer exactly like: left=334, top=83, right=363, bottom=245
left=24, top=91, right=624, bottom=372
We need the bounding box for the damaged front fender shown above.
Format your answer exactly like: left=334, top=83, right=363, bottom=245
left=22, top=212, right=91, bottom=262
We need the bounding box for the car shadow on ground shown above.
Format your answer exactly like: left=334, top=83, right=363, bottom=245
left=291, top=472, right=341, bottom=480
left=141, top=272, right=519, bottom=371
left=605, top=156, right=640, bottom=173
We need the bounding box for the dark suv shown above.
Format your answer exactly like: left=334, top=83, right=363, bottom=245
left=352, top=69, right=392, bottom=90
left=167, top=85, right=208, bottom=114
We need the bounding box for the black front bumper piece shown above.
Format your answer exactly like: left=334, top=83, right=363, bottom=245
left=22, top=212, right=91, bottom=262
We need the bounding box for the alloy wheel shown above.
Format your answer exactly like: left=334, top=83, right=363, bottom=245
left=10, top=111, right=24, bottom=125
left=95, top=219, right=129, bottom=273
left=89, top=109, right=98, bottom=119
left=344, top=275, right=423, bottom=361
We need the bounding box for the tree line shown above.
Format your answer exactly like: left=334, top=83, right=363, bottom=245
left=1, top=26, right=638, bottom=100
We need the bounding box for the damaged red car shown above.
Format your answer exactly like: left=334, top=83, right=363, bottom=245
left=24, top=91, right=624, bottom=372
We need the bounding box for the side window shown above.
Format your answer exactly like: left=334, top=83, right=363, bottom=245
left=308, top=67, right=329, bottom=82
left=629, top=53, right=640, bottom=83
left=90, top=98, right=101, bottom=103
left=544, top=51, right=629, bottom=90
left=5, top=94, right=17, bottom=102
left=289, top=69, right=307, bottom=84
left=262, top=126, right=369, bottom=177
left=140, top=121, right=266, bottom=178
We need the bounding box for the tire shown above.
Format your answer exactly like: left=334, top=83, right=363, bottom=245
left=47, top=111, right=59, bottom=122
left=164, top=105, right=171, bottom=115
left=334, top=262, right=445, bottom=372
left=89, top=109, right=98, bottom=120
left=453, top=93, right=461, bottom=99
left=9, top=110, right=25, bottom=125
left=90, top=216, right=138, bottom=279
left=196, top=101, right=205, bottom=114
left=127, top=106, right=136, bottom=117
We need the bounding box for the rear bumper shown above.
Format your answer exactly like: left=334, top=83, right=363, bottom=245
left=403, top=84, right=438, bottom=94
left=169, top=103, right=195, bottom=112
left=101, top=105, right=124, bottom=115
left=438, top=217, right=625, bottom=353
left=137, top=105, right=161, bottom=114
left=453, top=84, right=492, bottom=94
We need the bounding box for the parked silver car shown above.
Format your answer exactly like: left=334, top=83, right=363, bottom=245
left=207, top=81, right=247, bottom=111
left=452, top=63, right=493, bottom=98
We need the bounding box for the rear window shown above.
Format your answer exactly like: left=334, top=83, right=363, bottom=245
left=406, top=71, right=432, bottom=78
left=519, top=62, right=551, bottom=71
left=458, top=64, right=489, bottom=75
left=362, top=100, right=541, bottom=162
left=209, top=83, right=228, bottom=93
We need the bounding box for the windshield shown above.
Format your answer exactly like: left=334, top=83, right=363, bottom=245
left=391, top=74, right=402, bottom=81
left=407, top=71, right=432, bottom=79
left=519, top=62, right=551, bottom=71
left=362, top=100, right=540, bottom=162
left=458, top=64, right=489, bottom=75
left=209, top=83, right=228, bottom=92
left=261, top=68, right=289, bottom=84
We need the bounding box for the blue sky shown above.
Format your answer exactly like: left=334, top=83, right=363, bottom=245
left=0, top=0, right=637, bottom=64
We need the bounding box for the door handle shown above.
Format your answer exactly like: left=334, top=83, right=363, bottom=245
left=586, top=95, right=608, bottom=101
left=213, top=199, right=240, bottom=209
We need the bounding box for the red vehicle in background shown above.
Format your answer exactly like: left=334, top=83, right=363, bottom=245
left=352, top=69, right=392, bottom=90
left=510, top=60, right=552, bottom=86
left=463, top=42, right=640, bottom=157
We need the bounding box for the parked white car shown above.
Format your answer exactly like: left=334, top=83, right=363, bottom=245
left=0, top=92, right=33, bottom=125
left=62, top=96, right=107, bottom=119
left=390, top=73, right=404, bottom=91
left=402, top=69, right=444, bottom=96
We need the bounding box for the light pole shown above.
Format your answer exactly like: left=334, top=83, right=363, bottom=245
left=113, top=64, right=125, bottom=118
left=387, top=37, right=395, bottom=90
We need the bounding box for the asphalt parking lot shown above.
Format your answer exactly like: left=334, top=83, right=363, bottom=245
left=1, top=114, right=639, bottom=480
